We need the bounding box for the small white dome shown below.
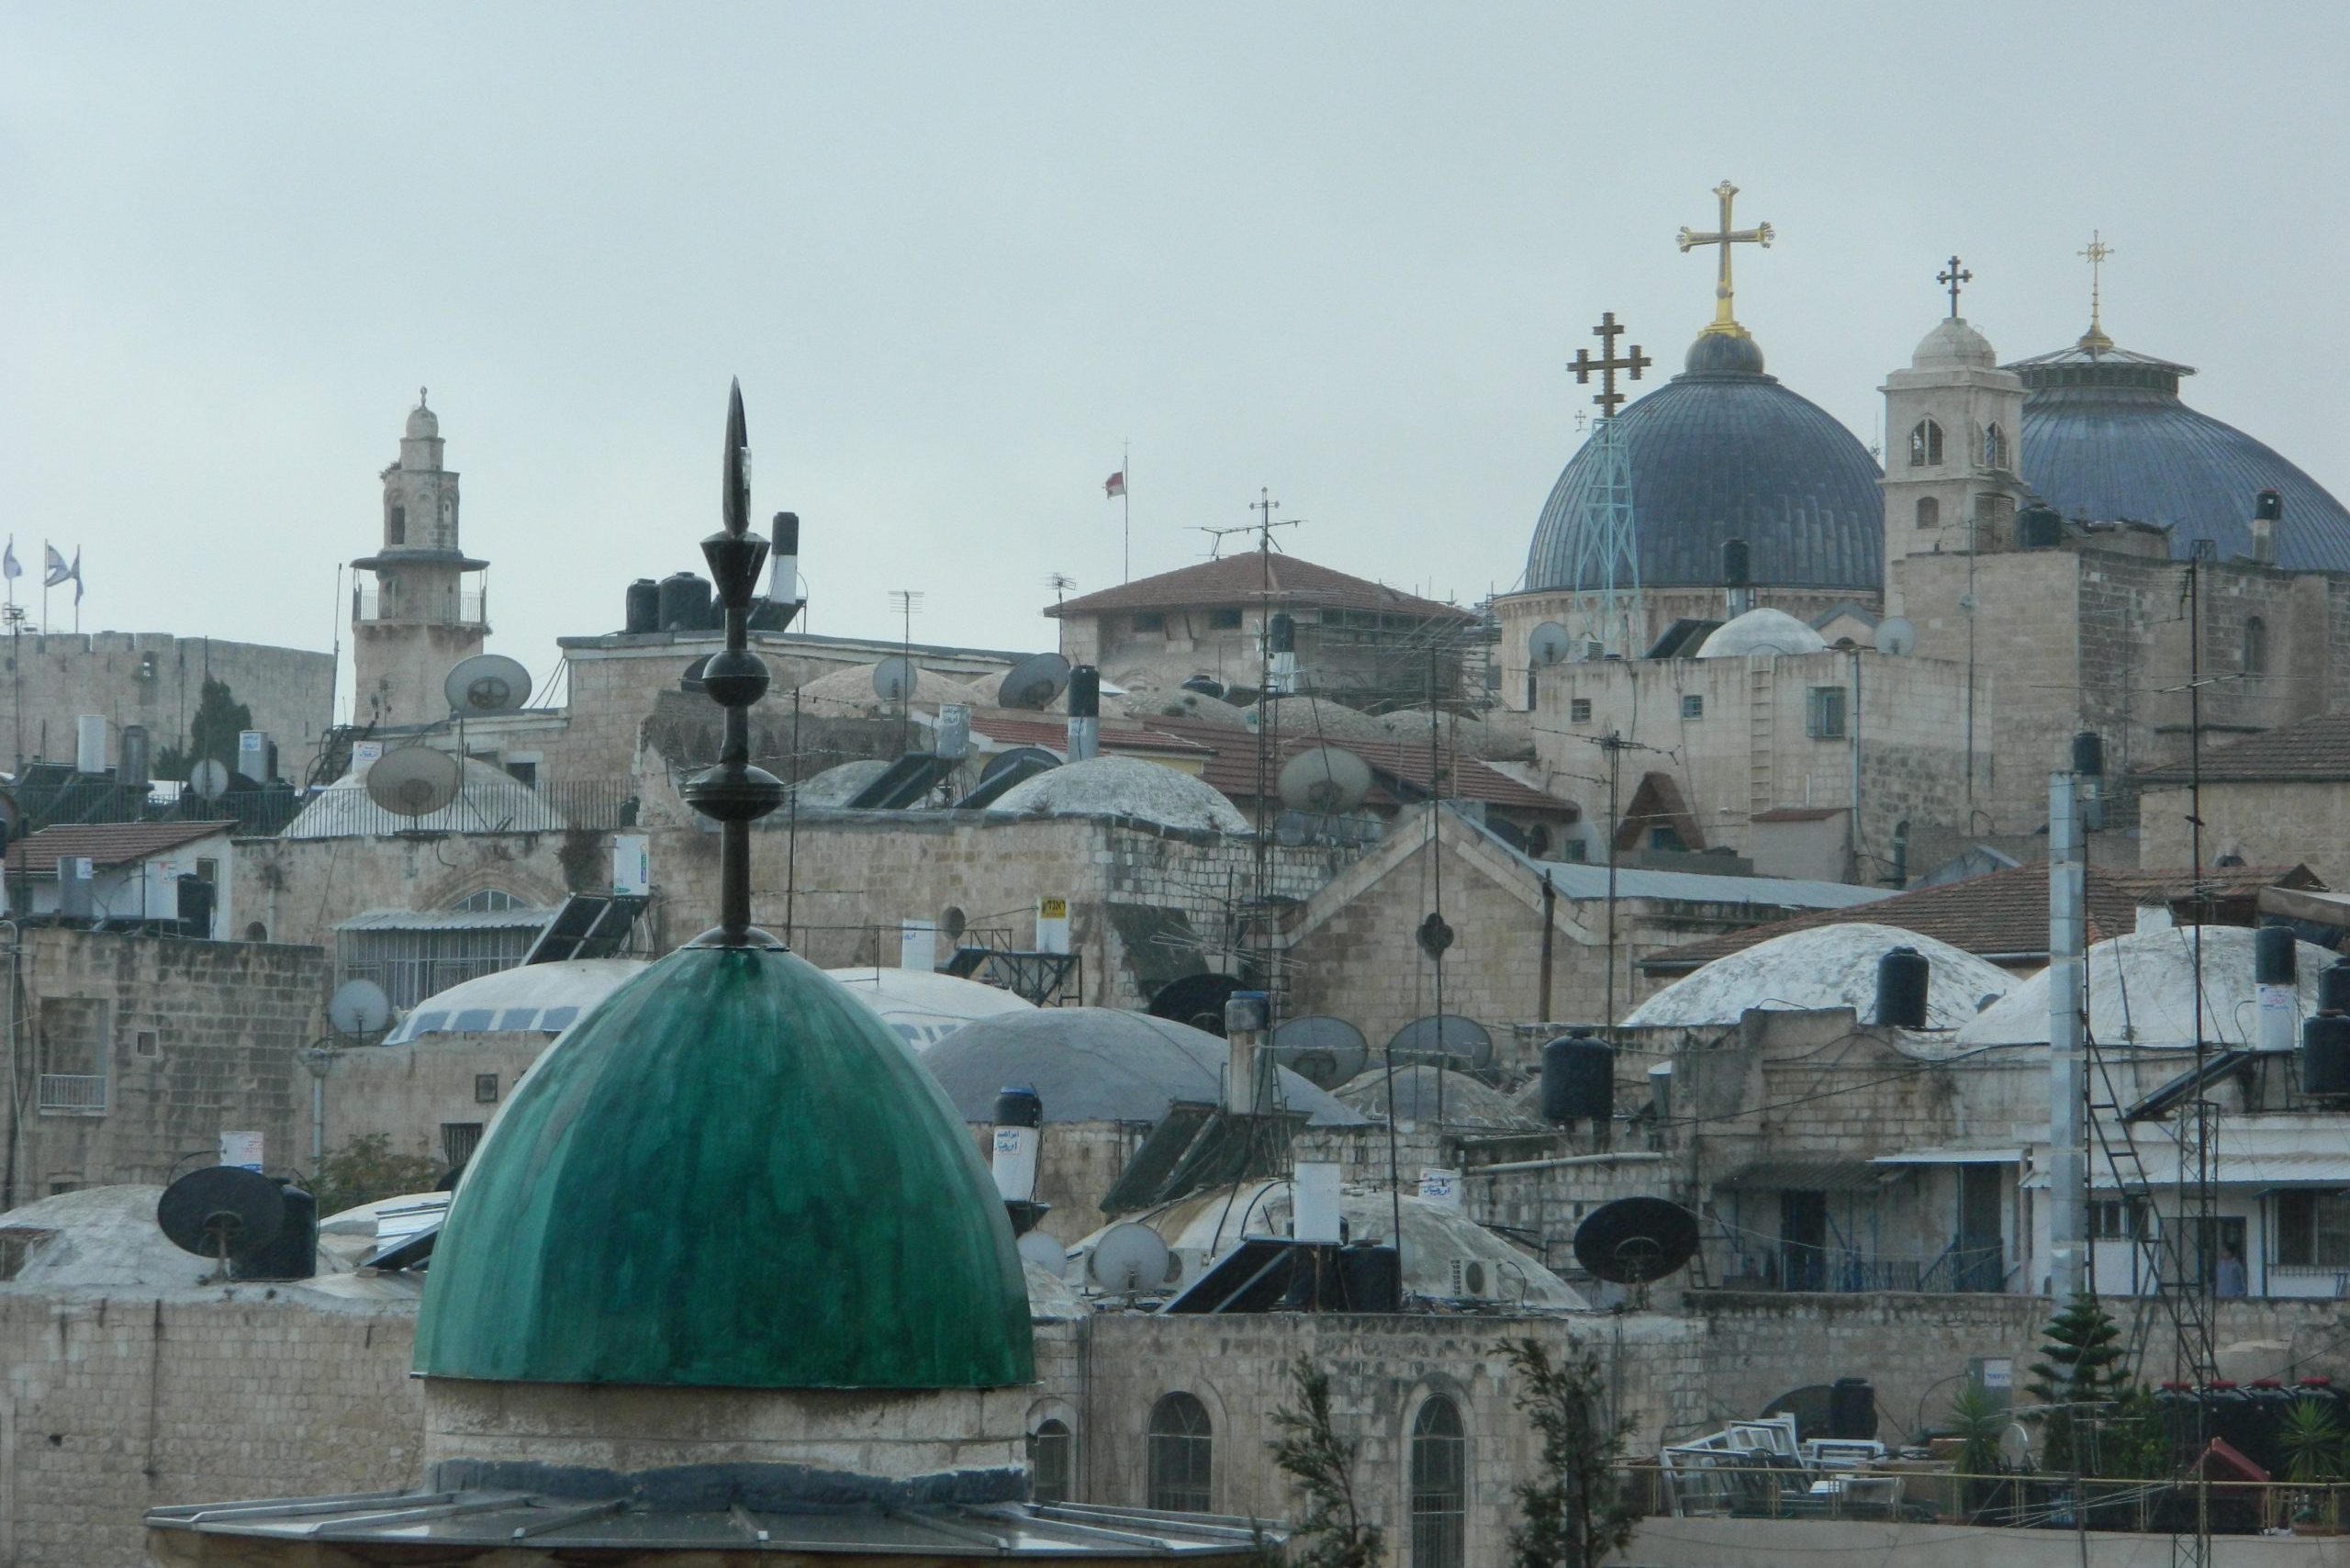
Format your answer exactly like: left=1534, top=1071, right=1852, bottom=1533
left=1959, top=925, right=2339, bottom=1047
left=1695, top=607, right=1830, bottom=659
left=1912, top=317, right=1998, bottom=371
left=285, top=756, right=566, bottom=838
left=405, top=399, right=440, bottom=439
left=1626, top=922, right=2013, bottom=1031
left=990, top=755, right=1249, bottom=834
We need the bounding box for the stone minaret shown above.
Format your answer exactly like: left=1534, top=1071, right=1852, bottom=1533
left=1879, top=316, right=2028, bottom=616
left=351, top=390, right=488, bottom=727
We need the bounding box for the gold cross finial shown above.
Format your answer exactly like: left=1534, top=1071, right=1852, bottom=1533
left=2077, top=230, right=2115, bottom=353
left=1676, top=180, right=1774, bottom=338
left=1567, top=311, right=1651, bottom=420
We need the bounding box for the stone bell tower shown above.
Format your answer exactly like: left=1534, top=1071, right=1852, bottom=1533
left=351, top=390, right=488, bottom=727
left=1879, top=267, right=2029, bottom=616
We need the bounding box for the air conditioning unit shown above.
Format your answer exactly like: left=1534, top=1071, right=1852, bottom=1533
left=1447, top=1257, right=1492, bottom=1299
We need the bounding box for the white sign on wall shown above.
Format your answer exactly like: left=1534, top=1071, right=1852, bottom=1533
left=1035, top=896, right=1070, bottom=956
left=219, top=1131, right=263, bottom=1171
left=1418, top=1168, right=1463, bottom=1211
left=352, top=740, right=386, bottom=768
left=900, top=920, right=938, bottom=972
left=611, top=834, right=650, bottom=897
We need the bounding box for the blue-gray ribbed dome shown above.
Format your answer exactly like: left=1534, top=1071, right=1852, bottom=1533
left=1527, top=335, right=1884, bottom=593
left=2009, top=341, right=2350, bottom=570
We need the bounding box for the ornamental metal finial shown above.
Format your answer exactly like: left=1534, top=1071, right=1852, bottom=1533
left=2077, top=230, right=2115, bottom=353
left=1938, top=256, right=1972, bottom=319
left=1566, top=310, right=1651, bottom=420
left=681, top=378, right=789, bottom=947
left=1676, top=180, right=1774, bottom=339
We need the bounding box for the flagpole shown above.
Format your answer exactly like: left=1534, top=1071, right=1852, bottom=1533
left=1122, top=439, right=1131, bottom=583
left=41, top=541, right=49, bottom=636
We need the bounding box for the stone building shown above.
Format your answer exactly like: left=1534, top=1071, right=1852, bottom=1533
left=2138, top=709, right=2350, bottom=888
left=1047, top=552, right=1478, bottom=706
left=5, top=821, right=239, bottom=937
left=350, top=394, right=488, bottom=729
left=0, top=632, right=331, bottom=780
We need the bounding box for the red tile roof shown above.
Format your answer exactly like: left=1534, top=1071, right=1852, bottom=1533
left=1046, top=553, right=1472, bottom=622
left=6, top=821, right=238, bottom=878
left=1640, top=861, right=2320, bottom=972
left=2139, top=711, right=2350, bottom=783
left=1142, top=714, right=1574, bottom=816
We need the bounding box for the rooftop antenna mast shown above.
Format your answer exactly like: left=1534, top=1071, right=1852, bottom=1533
left=679, top=380, right=789, bottom=946
left=887, top=588, right=924, bottom=756
left=1562, top=312, right=1651, bottom=658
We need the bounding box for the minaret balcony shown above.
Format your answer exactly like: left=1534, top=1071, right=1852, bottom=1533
left=354, top=585, right=487, bottom=627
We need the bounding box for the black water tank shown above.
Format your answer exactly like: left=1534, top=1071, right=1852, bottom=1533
left=993, top=1086, right=1044, bottom=1128
left=1069, top=666, right=1101, bottom=720
left=2244, top=1380, right=2292, bottom=1478
left=1269, top=612, right=1295, bottom=655
left=2256, top=926, right=2299, bottom=988
left=2322, top=961, right=2350, bottom=1015
left=1829, top=1377, right=1878, bottom=1440
left=175, top=876, right=216, bottom=938
left=2301, top=1014, right=2350, bottom=1097
left=1721, top=538, right=1751, bottom=588
left=2203, top=1383, right=2258, bottom=1470
left=624, top=578, right=660, bottom=633
left=656, top=572, right=713, bottom=632
left=1337, top=1242, right=1402, bottom=1312
left=2020, top=504, right=2064, bottom=547
left=2071, top=731, right=2105, bottom=778
left=1540, top=1035, right=1614, bottom=1125
left=234, top=1183, right=317, bottom=1282
left=2257, top=489, right=2285, bottom=522
left=1874, top=946, right=1930, bottom=1029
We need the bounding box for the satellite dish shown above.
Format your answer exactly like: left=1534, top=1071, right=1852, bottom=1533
left=1876, top=617, right=1917, bottom=657
left=189, top=758, right=230, bottom=801
left=1277, top=746, right=1373, bottom=815
left=1149, top=972, right=1247, bottom=1036
left=1017, top=1230, right=1068, bottom=1275
left=328, top=979, right=393, bottom=1040
left=157, top=1166, right=285, bottom=1267
left=998, top=653, right=1071, bottom=711
left=1998, top=1422, right=2035, bottom=1470
left=1386, top=1014, right=1493, bottom=1070
left=1181, top=676, right=1225, bottom=700
left=1529, top=622, right=1573, bottom=668
left=1271, top=1015, right=1371, bottom=1090
left=1572, top=1196, right=1699, bottom=1284
left=1087, top=1221, right=1172, bottom=1295
left=981, top=746, right=1062, bottom=784
left=679, top=654, right=711, bottom=695
left=444, top=653, right=533, bottom=715
left=364, top=745, right=463, bottom=818
left=873, top=656, right=919, bottom=703
left=939, top=904, right=968, bottom=941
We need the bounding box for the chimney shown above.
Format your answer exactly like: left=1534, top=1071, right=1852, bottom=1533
left=2252, top=489, right=2283, bottom=567
left=1721, top=539, right=1753, bottom=618
left=1224, top=991, right=1274, bottom=1114
left=1066, top=665, right=1100, bottom=761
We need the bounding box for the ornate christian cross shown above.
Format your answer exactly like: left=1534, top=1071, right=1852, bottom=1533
left=1676, top=180, right=1774, bottom=337
left=2077, top=230, right=2115, bottom=351
left=1568, top=311, right=1651, bottom=420
left=1938, top=256, right=1972, bottom=319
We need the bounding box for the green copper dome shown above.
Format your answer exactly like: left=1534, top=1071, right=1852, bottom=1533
left=414, top=945, right=1034, bottom=1389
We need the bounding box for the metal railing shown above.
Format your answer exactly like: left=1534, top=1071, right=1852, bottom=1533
left=352, top=587, right=487, bottom=625
left=1725, top=1239, right=2007, bottom=1295
left=36, top=1074, right=106, bottom=1113
left=1627, top=1462, right=2348, bottom=1536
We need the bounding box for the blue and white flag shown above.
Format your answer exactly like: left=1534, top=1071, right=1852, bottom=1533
left=42, top=544, right=68, bottom=587
left=3, top=540, right=20, bottom=581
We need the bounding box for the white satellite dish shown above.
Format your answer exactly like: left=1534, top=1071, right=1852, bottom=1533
left=327, top=978, right=394, bottom=1040
left=445, top=653, right=534, bottom=715
left=1017, top=1230, right=1068, bottom=1275
left=188, top=758, right=230, bottom=801
left=1876, top=617, right=1917, bottom=656
left=1276, top=746, right=1373, bottom=815
left=1528, top=622, right=1573, bottom=668
left=998, top=653, right=1071, bottom=711
left=364, top=745, right=463, bottom=818
left=1271, top=1014, right=1371, bottom=1090
left=872, top=656, right=918, bottom=703
left=1086, top=1221, right=1172, bottom=1295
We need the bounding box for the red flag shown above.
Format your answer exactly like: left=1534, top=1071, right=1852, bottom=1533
left=1103, top=471, right=1125, bottom=498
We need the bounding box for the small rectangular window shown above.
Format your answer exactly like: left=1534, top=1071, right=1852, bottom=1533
left=194, top=858, right=218, bottom=885
left=132, top=1029, right=159, bottom=1058
left=1569, top=699, right=1593, bottom=724
left=1132, top=613, right=1166, bottom=633
left=1681, top=694, right=1704, bottom=720
left=1807, top=687, right=1848, bottom=740
left=441, top=1122, right=485, bottom=1169
left=1207, top=608, right=1243, bottom=631
left=504, top=760, right=539, bottom=788
left=475, top=1072, right=500, bottom=1104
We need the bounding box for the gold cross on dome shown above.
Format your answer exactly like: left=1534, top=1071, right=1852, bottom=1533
left=1677, top=180, right=1774, bottom=338
left=2077, top=230, right=2116, bottom=352
left=1567, top=311, right=1651, bottom=420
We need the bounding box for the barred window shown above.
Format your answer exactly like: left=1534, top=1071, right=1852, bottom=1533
left=1029, top=1418, right=1073, bottom=1506
left=2277, top=1192, right=2350, bottom=1268
left=1807, top=687, right=1848, bottom=740
left=1147, top=1394, right=1213, bottom=1513
left=1908, top=419, right=1944, bottom=467
left=1410, top=1396, right=1467, bottom=1568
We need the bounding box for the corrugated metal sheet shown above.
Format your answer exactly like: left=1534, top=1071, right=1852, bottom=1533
left=1717, top=1160, right=1899, bottom=1193
left=335, top=907, right=558, bottom=932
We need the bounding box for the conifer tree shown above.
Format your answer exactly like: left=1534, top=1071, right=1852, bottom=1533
left=2028, top=1292, right=2130, bottom=1473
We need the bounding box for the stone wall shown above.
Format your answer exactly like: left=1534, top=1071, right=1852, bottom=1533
left=2140, top=779, right=2350, bottom=887
left=1493, top=586, right=1870, bottom=709
left=0, top=633, right=332, bottom=779
left=0, top=1290, right=420, bottom=1568
left=7, top=930, right=330, bottom=1201
left=321, top=1034, right=549, bottom=1173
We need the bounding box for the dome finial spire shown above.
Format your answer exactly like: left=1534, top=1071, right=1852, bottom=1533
left=1677, top=180, right=1774, bottom=340
left=1938, top=256, right=1973, bottom=319
left=2076, top=230, right=2116, bottom=353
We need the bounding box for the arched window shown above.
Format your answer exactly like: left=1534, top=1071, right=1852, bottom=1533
left=1147, top=1394, right=1213, bottom=1513
left=1029, top=1418, right=1072, bottom=1506
left=388, top=502, right=407, bottom=544
left=1908, top=420, right=1943, bottom=467
left=453, top=888, right=525, bottom=913
left=2244, top=616, right=2267, bottom=677
left=1983, top=422, right=2009, bottom=470
left=1411, top=1397, right=1468, bottom=1568
left=1915, top=496, right=1940, bottom=530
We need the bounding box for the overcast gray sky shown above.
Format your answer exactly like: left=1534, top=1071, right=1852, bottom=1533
left=5, top=3, right=2344, bottom=719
